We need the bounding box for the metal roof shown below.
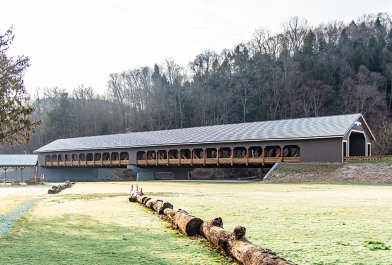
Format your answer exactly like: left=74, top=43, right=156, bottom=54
left=0, top=155, right=38, bottom=167
left=34, top=113, right=372, bottom=153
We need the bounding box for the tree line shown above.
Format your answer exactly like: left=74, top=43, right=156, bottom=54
left=2, top=13, right=392, bottom=155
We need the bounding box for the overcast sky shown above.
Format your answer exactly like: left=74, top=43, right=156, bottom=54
left=1, top=0, right=391, bottom=96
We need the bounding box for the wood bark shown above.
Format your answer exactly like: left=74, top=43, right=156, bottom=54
left=199, top=217, right=223, bottom=238
left=225, top=226, right=296, bottom=265
left=173, top=209, right=203, bottom=236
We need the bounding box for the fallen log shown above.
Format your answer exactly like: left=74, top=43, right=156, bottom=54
left=199, top=217, right=223, bottom=238
left=142, top=197, right=151, bottom=205
left=225, top=226, right=296, bottom=265
left=173, top=209, right=203, bottom=236
left=146, top=199, right=162, bottom=210
left=152, top=200, right=164, bottom=212
left=153, top=201, right=173, bottom=214
left=136, top=195, right=147, bottom=204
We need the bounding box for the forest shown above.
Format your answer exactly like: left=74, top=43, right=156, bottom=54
left=2, top=13, right=392, bottom=155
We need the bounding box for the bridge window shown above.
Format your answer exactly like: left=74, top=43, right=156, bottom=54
left=87, top=153, right=93, bottom=161
left=180, top=149, right=191, bottom=159
left=158, top=150, right=167, bottom=159
left=249, top=146, right=262, bottom=158
left=193, top=148, right=204, bottom=159
left=79, top=154, right=86, bottom=161
left=51, top=155, right=57, bottom=162
left=111, top=152, right=119, bottom=160
left=220, top=147, right=232, bottom=158
left=64, top=154, right=71, bottom=161
left=72, top=154, right=78, bottom=161
left=206, top=148, right=217, bottom=158
left=283, top=145, right=300, bottom=157
left=168, top=149, right=178, bottom=159
left=58, top=155, right=63, bottom=162
left=265, top=146, right=281, bottom=157
left=147, top=151, right=156, bottom=160
left=137, top=151, right=146, bottom=160
left=234, top=147, right=246, bottom=158
left=102, top=152, right=110, bottom=161
left=120, top=152, right=128, bottom=160
left=45, top=155, right=51, bottom=162
left=95, top=153, right=101, bottom=161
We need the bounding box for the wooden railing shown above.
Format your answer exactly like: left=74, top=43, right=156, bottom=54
left=45, top=159, right=129, bottom=167
left=136, top=156, right=300, bottom=167
left=344, top=156, right=392, bottom=163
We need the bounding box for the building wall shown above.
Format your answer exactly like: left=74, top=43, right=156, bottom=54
left=37, top=167, right=112, bottom=182
left=300, top=138, right=343, bottom=162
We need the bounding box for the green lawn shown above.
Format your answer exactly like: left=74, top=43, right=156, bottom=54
left=1, top=182, right=392, bottom=265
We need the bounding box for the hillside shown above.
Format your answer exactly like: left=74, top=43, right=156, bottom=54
left=265, top=162, right=392, bottom=184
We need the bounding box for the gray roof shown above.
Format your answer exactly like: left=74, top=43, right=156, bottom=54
left=34, top=113, right=371, bottom=153
left=0, top=155, right=38, bottom=167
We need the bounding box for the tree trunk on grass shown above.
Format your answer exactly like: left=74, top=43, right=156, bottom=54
left=226, top=226, right=296, bottom=265
left=153, top=201, right=173, bottom=214
left=200, top=217, right=223, bottom=238
left=173, top=209, right=203, bottom=236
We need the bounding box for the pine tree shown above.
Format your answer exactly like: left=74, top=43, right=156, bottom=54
left=0, top=27, right=40, bottom=146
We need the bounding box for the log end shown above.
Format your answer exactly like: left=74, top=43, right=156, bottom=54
left=233, top=226, right=246, bottom=240
left=185, top=217, right=203, bottom=236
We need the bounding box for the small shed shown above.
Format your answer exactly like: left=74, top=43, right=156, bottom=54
left=0, top=155, right=38, bottom=184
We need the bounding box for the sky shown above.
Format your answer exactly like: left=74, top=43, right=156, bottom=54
left=1, top=0, right=391, bottom=96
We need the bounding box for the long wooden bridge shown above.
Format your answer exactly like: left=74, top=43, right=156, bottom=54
left=41, top=145, right=301, bottom=168
left=34, top=114, right=375, bottom=180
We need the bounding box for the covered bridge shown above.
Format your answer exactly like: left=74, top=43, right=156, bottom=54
left=34, top=113, right=375, bottom=181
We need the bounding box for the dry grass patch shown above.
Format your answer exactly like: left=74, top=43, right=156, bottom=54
left=1, top=182, right=392, bottom=264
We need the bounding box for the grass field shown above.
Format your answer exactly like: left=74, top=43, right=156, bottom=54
left=1, top=182, right=392, bottom=265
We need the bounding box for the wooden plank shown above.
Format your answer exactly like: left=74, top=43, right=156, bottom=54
left=246, top=148, right=249, bottom=166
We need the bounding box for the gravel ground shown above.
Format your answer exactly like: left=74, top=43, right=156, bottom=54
left=0, top=199, right=38, bottom=235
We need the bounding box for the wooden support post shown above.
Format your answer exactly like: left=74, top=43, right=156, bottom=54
left=156, top=151, right=159, bottom=166
left=190, top=150, right=193, bottom=166
left=231, top=148, right=234, bottom=166
left=203, top=149, right=206, bottom=166
left=93, top=153, right=95, bottom=166
left=217, top=148, right=220, bottom=166
left=178, top=150, right=181, bottom=166
left=280, top=146, right=283, bottom=162
left=246, top=148, right=249, bottom=166
left=262, top=147, right=265, bottom=166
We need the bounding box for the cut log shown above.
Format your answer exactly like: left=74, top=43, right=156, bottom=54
left=146, top=199, right=162, bottom=210
left=208, top=226, right=231, bottom=250
left=173, top=209, right=203, bottom=236
left=226, top=226, right=297, bottom=265
left=136, top=195, right=147, bottom=204
left=199, top=217, right=223, bottom=238
left=142, top=197, right=151, bottom=205
left=152, top=200, right=163, bottom=212
left=154, top=202, right=173, bottom=215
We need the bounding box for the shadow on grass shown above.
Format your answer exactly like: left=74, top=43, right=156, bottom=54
left=1, top=213, right=230, bottom=265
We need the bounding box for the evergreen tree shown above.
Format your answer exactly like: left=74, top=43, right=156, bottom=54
left=0, top=27, right=40, bottom=146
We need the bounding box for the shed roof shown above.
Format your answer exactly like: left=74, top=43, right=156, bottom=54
left=0, top=155, right=38, bottom=167
left=34, top=113, right=374, bottom=153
